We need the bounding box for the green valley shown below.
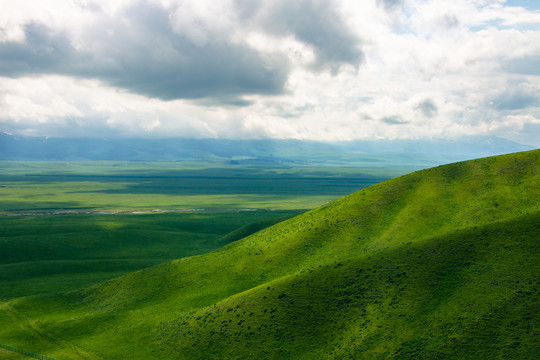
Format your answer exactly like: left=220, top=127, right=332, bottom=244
left=0, top=161, right=407, bottom=213
left=0, top=150, right=538, bottom=359
left=0, top=161, right=404, bottom=302
left=0, top=211, right=300, bottom=300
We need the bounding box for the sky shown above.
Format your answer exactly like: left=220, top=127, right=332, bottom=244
left=0, top=0, right=539, bottom=146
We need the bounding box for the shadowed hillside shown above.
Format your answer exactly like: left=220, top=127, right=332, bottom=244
left=0, top=150, right=538, bottom=359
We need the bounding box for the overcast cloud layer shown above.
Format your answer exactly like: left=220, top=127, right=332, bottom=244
left=0, top=0, right=539, bottom=145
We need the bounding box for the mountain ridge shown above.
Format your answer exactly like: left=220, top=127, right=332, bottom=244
left=0, top=133, right=535, bottom=165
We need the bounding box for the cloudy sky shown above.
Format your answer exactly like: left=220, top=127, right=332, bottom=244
left=1, top=0, right=539, bottom=145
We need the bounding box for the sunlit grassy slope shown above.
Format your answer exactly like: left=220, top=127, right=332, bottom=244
left=0, top=348, right=29, bottom=360
left=1, top=150, right=538, bottom=359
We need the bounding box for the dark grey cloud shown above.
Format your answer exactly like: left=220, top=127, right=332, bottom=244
left=381, top=116, right=408, bottom=125
left=491, top=82, right=540, bottom=110
left=0, top=2, right=289, bottom=102
left=442, top=14, right=460, bottom=29
left=235, top=0, right=364, bottom=74
left=377, top=0, right=404, bottom=10
left=0, top=0, right=365, bottom=102
left=416, top=99, right=438, bottom=118
left=0, top=23, right=76, bottom=76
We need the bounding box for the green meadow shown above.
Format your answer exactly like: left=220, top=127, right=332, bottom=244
left=0, top=161, right=409, bottom=213
left=0, top=150, right=537, bottom=359
left=0, top=161, right=406, bottom=302
left=0, top=211, right=300, bottom=300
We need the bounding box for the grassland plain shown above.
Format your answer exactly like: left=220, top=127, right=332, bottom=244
left=0, top=161, right=403, bottom=300
left=0, top=150, right=538, bottom=359
left=0, top=161, right=410, bottom=213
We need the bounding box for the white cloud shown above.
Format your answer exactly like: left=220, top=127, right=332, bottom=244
left=168, top=0, right=237, bottom=47
left=0, top=0, right=539, bottom=146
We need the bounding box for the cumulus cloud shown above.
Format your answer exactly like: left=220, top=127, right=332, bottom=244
left=0, top=0, right=539, bottom=146
left=381, top=116, right=408, bottom=125
left=0, top=0, right=364, bottom=102
left=377, top=0, right=405, bottom=11
left=504, top=55, right=540, bottom=76
left=0, top=2, right=289, bottom=102
left=416, top=99, right=438, bottom=118
left=490, top=80, right=540, bottom=110
left=234, top=0, right=365, bottom=73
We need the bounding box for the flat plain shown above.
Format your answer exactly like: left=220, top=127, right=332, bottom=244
left=0, top=161, right=411, bottom=213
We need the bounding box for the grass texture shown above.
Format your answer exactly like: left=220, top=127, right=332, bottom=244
left=0, top=150, right=538, bottom=359
left=0, top=211, right=300, bottom=300
left=0, top=161, right=404, bottom=212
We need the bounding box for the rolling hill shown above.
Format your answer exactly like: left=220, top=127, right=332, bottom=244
left=0, top=211, right=301, bottom=301
left=0, top=150, right=538, bottom=359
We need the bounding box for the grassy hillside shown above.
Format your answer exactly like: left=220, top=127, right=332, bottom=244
left=0, top=150, right=538, bottom=359
left=0, top=211, right=300, bottom=300
left=0, top=348, right=29, bottom=360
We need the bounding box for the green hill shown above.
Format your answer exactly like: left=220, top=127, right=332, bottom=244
left=0, top=150, right=538, bottom=359
left=0, top=211, right=302, bottom=300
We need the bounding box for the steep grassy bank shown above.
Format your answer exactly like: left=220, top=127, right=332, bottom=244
left=0, top=150, right=538, bottom=359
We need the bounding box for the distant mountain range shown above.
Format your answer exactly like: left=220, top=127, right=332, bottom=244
left=0, top=132, right=535, bottom=166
